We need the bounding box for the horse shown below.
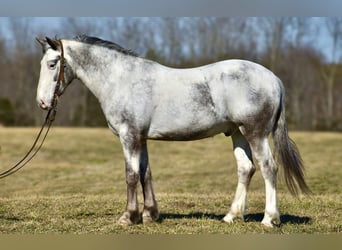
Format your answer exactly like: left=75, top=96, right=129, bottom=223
left=36, top=35, right=310, bottom=228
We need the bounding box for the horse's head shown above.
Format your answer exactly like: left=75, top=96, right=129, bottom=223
left=36, top=37, right=75, bottom=110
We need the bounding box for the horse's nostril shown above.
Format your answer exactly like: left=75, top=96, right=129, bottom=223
left=39, top=100, right=48, bottom=110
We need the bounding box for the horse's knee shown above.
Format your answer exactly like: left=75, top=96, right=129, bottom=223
left=126, top=168, right=139, bottom=186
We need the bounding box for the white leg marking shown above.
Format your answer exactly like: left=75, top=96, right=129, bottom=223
left=130, top=153, right=140, bottom=174
left=224, top=134, right=255, bottom=223
left=254, top=138, right=280, bottom=227
left=223, top=182, right=247, bottom=223
left=119, top=124, right=140, bottom=174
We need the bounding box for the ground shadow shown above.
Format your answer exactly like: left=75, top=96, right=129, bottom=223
left=245, top=213, right=312, bottom=225
left=158, top=212, right=225, bottom=222
left=0, top=214, right=21, bottom=221
left=159, top=212, right=312, bottom=225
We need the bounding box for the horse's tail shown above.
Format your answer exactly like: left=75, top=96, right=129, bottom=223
left=272, top=80, right=311, bottom=196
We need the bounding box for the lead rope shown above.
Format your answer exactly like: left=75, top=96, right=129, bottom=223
left=0, top=39, right=64, bottom=179
left=0, top=108, right=56, bottom=178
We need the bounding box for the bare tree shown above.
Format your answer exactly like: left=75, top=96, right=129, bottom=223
left=321, top=17, right=342, bottom=129
left=160, top=18, right=185, bottom=65
left=284, top=18, right=312, bottom=128
left=259, top=17, right=292, bottom=71
left=5, top=18, right=43, bottom=125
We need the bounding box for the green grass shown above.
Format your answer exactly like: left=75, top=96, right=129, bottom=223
left=0, top=128, right=341, bottom=234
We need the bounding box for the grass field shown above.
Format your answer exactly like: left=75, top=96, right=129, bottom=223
left=0, top=127, right=341, bottom=234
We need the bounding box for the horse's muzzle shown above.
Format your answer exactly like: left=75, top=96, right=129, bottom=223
left=38, top=99, right=50, bottom=110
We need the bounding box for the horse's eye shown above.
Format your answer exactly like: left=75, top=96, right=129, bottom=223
left=47, top=61, right=57, bottom=70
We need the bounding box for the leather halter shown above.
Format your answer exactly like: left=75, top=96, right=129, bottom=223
left=0, top=39, right=65, bottom=179
left=51, top=39, right=65, bottom=113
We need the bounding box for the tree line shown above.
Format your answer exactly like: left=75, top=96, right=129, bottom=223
left=0, top=17, right=341, bottom=130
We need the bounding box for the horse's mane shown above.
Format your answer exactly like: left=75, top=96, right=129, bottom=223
left=73, top=35, right=139, bottom=57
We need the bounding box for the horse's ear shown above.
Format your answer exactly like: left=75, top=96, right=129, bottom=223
left=36, top=37, right=49, bottom=53
left=46, top=37, right=59, bottom=51
left=36, top=37, right=46, bottom=46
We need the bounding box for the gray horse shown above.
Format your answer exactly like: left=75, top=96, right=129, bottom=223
left=36, top=35, right=310, bottom=228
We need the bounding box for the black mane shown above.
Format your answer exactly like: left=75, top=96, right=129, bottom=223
left=74, top=35, right=139, bottom=57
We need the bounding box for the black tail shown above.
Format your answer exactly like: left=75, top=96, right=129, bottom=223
left=272, top=81, right=311, bottom=196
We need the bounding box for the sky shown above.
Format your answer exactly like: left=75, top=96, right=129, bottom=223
left=0, top=0, right=341, bottom=62
left=1, top=0, right=342, bottom=16
left=0, top=17, right=337, bottom=62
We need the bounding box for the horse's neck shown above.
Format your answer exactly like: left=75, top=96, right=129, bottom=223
left=69, top=45, right=135, bottom=101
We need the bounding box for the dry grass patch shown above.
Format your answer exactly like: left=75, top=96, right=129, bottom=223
left=0, top=128, right=341, bottom=233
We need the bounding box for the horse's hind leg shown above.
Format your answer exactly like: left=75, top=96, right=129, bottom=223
left=249, top=136, right=280, bottom=227
left=223, top=130, right=256, bottom=223
left=139, top=142, right=159, bottom=223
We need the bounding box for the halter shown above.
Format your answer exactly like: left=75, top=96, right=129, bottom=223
left=54, top=40, right=65, bottom=104
left=0, top=39, right=65, bottom=179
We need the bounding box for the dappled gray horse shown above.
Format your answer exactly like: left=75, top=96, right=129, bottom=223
left=36, top=35, right=310, bottom=227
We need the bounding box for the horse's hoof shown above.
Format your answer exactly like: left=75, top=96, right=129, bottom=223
left=118, top=215, right=133, bottom=226
left=261, top=220, right=281, bottom=228
left=142, top=215, right=154, bottom=224
left=222, top=214, right=234, bottom=223
left=142, top=214, right=159, bottom=224
left=261, top=213, right=281, bottom=228
left=222, top=213, right=244, bottom=223
left=142, top=209, right=159, bottom=224
left=117, top=211, right=140, bottom=226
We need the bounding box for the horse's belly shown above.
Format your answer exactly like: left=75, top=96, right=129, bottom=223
left=147, top=122, right=231, bottom=141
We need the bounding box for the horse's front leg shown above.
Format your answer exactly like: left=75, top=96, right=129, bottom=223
left=139, top=142, right=159, bottom=223
left=117, top=130, right=142, bottom=226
